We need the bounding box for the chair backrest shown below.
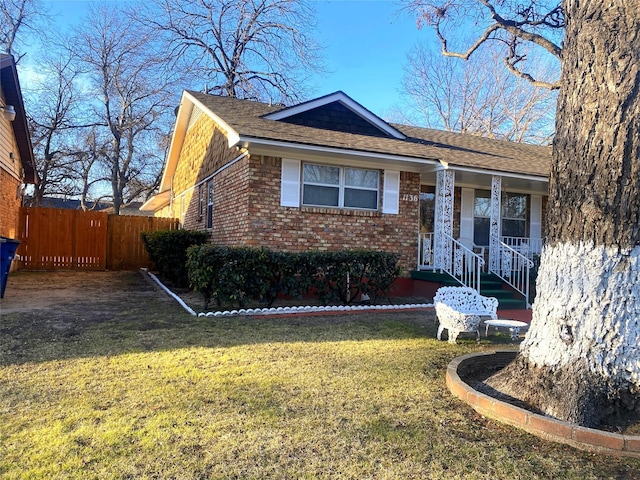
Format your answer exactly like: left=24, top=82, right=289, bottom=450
left=434, top=286, right=481, bottom=309
left=457, top=237, right=475, bottom=251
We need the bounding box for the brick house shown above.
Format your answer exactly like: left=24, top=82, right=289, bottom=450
left=0, top=54, right=37, bottom=240
left=142, top=91, right=550, bottom=301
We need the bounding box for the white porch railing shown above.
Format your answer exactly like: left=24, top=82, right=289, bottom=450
left=490, top=236, right=534, bottom=307
left=500, top=236, right=544, bottom=259
left=418, top=233, right=435, bottom=269
left=418, top=232, right=484, bottom=292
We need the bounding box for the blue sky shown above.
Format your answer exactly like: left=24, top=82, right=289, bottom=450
left=39, top=0, right=433, bottom=117
left=314, top=0, right=431, bottom=116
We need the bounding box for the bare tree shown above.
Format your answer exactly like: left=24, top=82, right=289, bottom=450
left=72, top=4, right=178, bottom=215
left=399, top=44, right=556, bottom=143
left=0, top=0, right=48, bottom=61
left=74, top=128, right=110, bottom=211
left=408, top=0, right=640, bottom=429
left=404, top=0, right=563, bottom=89
left=27, top=52, right=85, bottom=204
left=133, top=0, right=323, bottom=103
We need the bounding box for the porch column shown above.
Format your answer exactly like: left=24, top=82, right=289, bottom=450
left=489, top=175, right=502, bottom=271
left=434, top=169, right=455, bottom=270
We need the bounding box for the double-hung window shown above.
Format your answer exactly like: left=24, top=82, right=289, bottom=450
left=302, top=163, right=379, bottom=210
left=501, top=192, right=527, bottom=237
left=206, top=180, right=214, bottom=229
left=473, top=190, right=491, bottom=246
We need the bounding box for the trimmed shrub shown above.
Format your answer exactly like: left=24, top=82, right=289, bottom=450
left=304, top=250, right=401, bottom=305
left=186, top=246, right=401, bottom=310
left=141, top=229, right=209, bottom=287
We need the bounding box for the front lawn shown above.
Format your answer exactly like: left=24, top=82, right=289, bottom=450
left=1, top=271, right=638, bottom=479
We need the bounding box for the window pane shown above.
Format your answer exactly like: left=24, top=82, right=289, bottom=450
left=302, top=185, right=339, bottom=206
left=345, top=168, right=378, bottom=188
left=474, top=217, right=490, bottom=246
left=502, top=193, right=527, bottom=219
left=303, top=164, right=339, bottom=185
left=502, top=219, right=526, bottom=237
left=206, top=181, right=214, bottom=229
left=474, top=190, right=491, bottom=217
left=420, top=192, right=435, bottom=232
left=344, top=188, right=377, bottom=209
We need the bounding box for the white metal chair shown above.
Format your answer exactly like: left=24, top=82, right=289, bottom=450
left=434, top=286, right=498, bottom=343
left=457, top=237, right=486, bottom=272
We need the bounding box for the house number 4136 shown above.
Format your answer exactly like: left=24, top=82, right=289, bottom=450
left=402, top=194, right=418, bottom=202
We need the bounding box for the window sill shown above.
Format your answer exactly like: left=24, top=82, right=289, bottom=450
left=300, top=206, right=381, bottom=217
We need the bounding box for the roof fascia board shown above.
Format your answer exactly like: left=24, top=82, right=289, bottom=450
left=263, top=91, right=406, bottom=140
left=236, top=135, right=440, bottom=170
left=158, top=92, right=191, bottom=192
left=446, top=163, right=548, bottom=183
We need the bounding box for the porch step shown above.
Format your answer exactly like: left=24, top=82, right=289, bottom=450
left=480, top=289, right=514, bottom=300
left=495, top=297, right=528, bottom=310
left=411, top=270, right=528, bottom=309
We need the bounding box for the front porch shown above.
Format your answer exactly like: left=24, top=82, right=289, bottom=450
left=415, top=168, right=547, bottom=308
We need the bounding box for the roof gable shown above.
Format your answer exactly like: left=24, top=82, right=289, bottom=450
left=263, top=91, right=406, bottom=140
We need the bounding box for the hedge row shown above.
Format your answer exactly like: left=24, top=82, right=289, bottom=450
left=141, top=229, right=209, bottom=287
left=186, top=245, right=401, bottom=310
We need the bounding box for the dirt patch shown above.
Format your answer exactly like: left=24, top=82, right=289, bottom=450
left=0, top=270, right=178, bottom=341
left=1, top=270, right=169, bottom=314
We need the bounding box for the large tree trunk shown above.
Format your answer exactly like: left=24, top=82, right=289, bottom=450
left=486, top=1, right=640, bottom=428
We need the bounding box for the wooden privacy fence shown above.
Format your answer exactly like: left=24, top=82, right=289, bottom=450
left=17, top=207, right=179, bottom=271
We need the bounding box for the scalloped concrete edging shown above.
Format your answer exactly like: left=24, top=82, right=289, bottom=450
left=141, top=268, right=433, bottom=318
left=196, top=302, right=433, bottom=318
left=446, top=351, right=640, bottom=458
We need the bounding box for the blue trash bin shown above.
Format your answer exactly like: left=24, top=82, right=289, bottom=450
left=1, top=236, right=20, bottom=299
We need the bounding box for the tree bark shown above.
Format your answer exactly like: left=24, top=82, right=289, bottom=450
left=486, top=1, right=640, bottom=428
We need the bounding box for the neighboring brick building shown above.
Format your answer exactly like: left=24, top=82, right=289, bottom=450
left=0, top=54, right=37, bottom=240
left=142, top=91, right=550, bottom=289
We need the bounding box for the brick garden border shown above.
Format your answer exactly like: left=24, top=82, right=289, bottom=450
left=446, top=351, right=640, bottom=458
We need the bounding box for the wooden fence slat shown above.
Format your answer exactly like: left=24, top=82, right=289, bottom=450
left=106, top=215, right=179, bottom=270
left=17, top=207, right=179, bottom=271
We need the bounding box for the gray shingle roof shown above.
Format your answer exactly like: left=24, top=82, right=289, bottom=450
left=188, top=91, right=551, bottom=178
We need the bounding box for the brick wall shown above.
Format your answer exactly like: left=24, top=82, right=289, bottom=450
left=171, top=113, right=248, bottom=232
left=171, top=119, right=422, bottom=274
left=210, top=157, right=251, bottom=244
left=237, top=155, right=420, bottom=275
left=0, top=168, right=20, bottom=238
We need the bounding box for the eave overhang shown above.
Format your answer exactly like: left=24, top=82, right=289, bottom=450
left=235, top=135, right=441, bottom=174
left=140, top=190, right=171, bottom=212
left=0, top=55, right=37, bottom=184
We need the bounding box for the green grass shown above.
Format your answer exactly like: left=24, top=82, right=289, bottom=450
left=1, top=271, right=639, bottom=479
